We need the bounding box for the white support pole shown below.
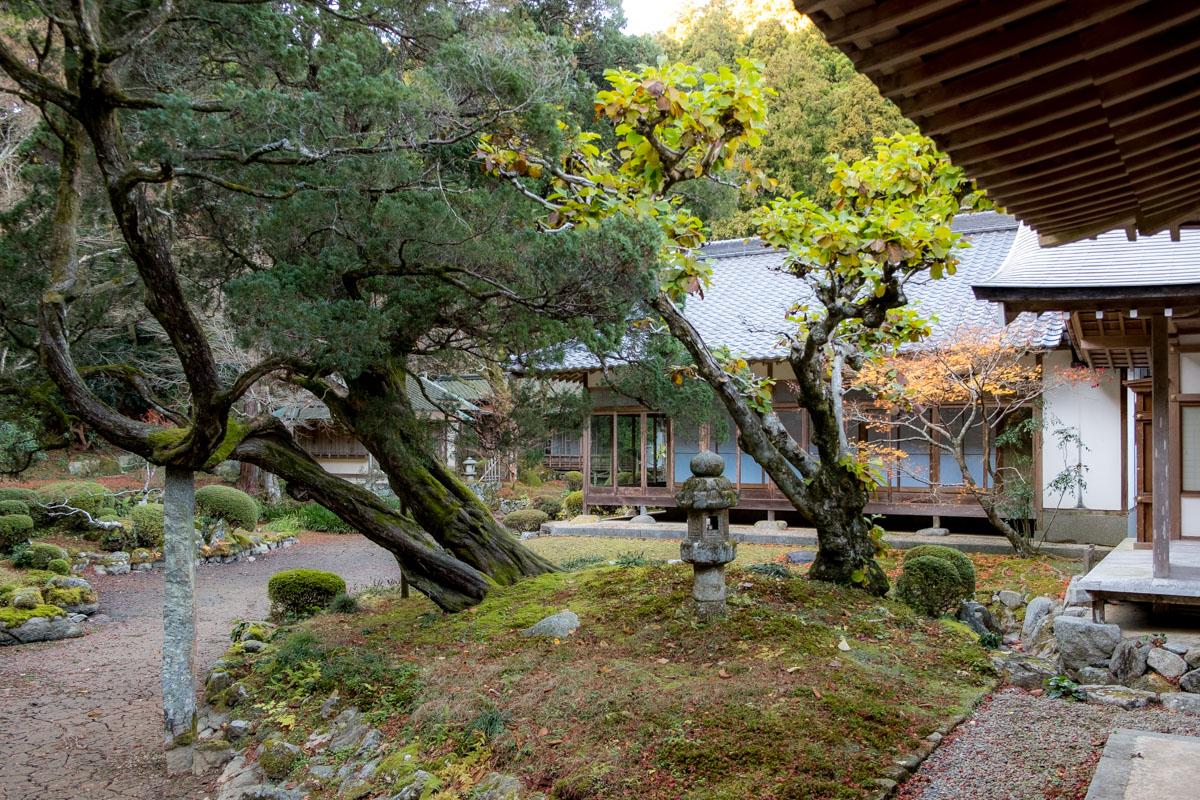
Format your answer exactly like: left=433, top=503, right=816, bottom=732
left=1151, top=315, right=1171, bottom=579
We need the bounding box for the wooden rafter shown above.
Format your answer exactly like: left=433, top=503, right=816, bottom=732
left=796, top=0, right=1200, bottom=241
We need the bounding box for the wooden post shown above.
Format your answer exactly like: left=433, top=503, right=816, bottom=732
left=1152, top=314, right=1171, bottom=578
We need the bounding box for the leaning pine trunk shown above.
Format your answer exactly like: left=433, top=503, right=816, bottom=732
left=342, top=369, right=557, bottom=584
left=234, top=431, right=493, bottom=611
left=161, top=465, right=197, bottom=775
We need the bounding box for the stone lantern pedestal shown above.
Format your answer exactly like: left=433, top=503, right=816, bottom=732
left=675, top=451, right=738, bottom=620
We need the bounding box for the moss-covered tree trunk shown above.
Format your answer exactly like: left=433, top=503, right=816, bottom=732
left=333, top=368, right=556, bottom=584
left=233, top=430, right=492, bottom=611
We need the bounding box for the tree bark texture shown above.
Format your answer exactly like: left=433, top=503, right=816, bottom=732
left=338, top=368, right=557, bottom=584
left=233, top=430, right=493, bottom=611
left=161, top=465, right=197, bottom=772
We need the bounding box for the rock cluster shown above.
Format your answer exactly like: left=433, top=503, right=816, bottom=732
left=988, top=586, right=1200, bottom=713
left=0, top=574, right=100, bottom=646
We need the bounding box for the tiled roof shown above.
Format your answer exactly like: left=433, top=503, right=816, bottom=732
left=553, top=212, right=1063, bottom=371
left=975, top=223, right=1200, bottom=290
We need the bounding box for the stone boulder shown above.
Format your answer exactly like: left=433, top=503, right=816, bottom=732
left=471, top=773, right=526, bottom=800
left=11, top=587, right=43, bottom=609
left=1081, top=685, right=1157, bottom=709
left=630, top=514, right=656, bottom=524
left=958, top=601, right=1002, bottom=636
left=1054, top=616, right=1120, bottom=671
left=1186, top=648, right=1200, bottom=670
left=0, top=614, right=82, bottom=645
left=1180, top=669, right=1200, bottom=694
left=1109, top=639, right=1149, bottom=683
left=1077, top=666, right=1120, bottom=686
left=785, top=550, right=815, bottom=564
left=521, top=610, right=579, bottom=638
left=754, top=520, right=788, bottom=530
left=916, top=527, right=949, bottom=537
left=1064, top=576, right=1092, bottom=608
left=1148, top=647, right=1188, bottom=680
left=996, top=590, right=1024, bottom=610
left=1130, top=672, right=1175, bottom=694
left=992, top=654, right=1056, bottom=689
left=1161, top=692, right=1200, bottom=714
left=1021, top=597, right=1057, bottom=641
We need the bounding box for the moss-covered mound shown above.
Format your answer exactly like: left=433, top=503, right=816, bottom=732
left=217, top=563, right=994, bottom=799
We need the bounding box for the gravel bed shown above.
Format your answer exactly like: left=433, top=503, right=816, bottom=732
left=899, top=688, right=1200, bottom=800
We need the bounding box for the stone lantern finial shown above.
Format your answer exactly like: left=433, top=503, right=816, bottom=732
left=675, top=450, right=738, bottom=620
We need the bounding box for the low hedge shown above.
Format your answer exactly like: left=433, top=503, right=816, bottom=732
left=36, top=481, right=112, bottom=528
left=0, top=499, right=29, bottom=516
left=533, top=497, right=563, bottom=519
left=503, top=509, right=549, bottom=533
left=0, top=487, right=39, bottom=507
left=195, top=485, right=259, bottom=529
left=903, top=544, right=976, bottom=598
left=0, top=514, right=35, bottom=553
left=298, top=503, right=352, bottom=533
left=267, top=569, right=346, bottom=617
left=12, top=541, right=69, bottom=571
left=563, top=471, right=583, bottom=491
left=130, top=503, right=165, bottom=548
left=895, top=555, right=966, bottom=617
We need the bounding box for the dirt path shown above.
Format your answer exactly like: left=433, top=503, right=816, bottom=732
left=0, top=533, right=401, bottom=800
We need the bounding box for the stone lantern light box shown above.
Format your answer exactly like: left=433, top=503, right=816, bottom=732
left=675, top=450, right=738, bottom=620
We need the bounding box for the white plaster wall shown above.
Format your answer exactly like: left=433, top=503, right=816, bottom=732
left=1041, top=350, right=1124, bottom=511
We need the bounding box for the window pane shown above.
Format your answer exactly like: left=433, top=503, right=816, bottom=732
left=895, top=423, right=930, bottom=488
left=777, top=411, right=807, bottom=474
left=939, top=414, right=985, bottom=487
left=617, top=415, right=641, bottom=486
left=673, top=422, right=701, bottom=483
left=590, top=415, right=612, bottom=487
left=1184, top=406, right=1200, bottom=491
left=712, top=416, right=738, bottom=481
left=646, top=415, right=668, bottom=487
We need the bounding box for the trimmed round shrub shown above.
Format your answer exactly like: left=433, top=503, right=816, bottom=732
left=13, top=541, right=69, bottom=570
left=533, top=497, right=563, bottom=519
left=46, top=558, right=71, bottom=576
left=0, top=514, right=35, bottom=553
left=298, top=503, right=352, bottom=533
left=36, top=481, right=112, bottom=528
left=0, top=487, right=39, bottom=506
left=195, top=485, right=259, bottom=529
left=563, top=471, right=583, bottom=491
left=903, top=544, right=976, bottom=598
left=563, top=490, right=584, bottom=517
left=502, top=508, right=549, bottom=533
left=130, top=503, right=165, bottom=547
left=896, top=555, right=966, bottom=617
left=0, top=499, right=29, bottom=516
left=97, top=509, right=120, bottom=522
left=267, top=569, right=347, bottom=617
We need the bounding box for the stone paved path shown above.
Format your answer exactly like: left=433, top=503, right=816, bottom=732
left=0, top=533, right=401, bottom=800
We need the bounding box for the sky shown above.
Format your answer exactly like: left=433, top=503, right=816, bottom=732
left=621, top=0, right=691, bottom=35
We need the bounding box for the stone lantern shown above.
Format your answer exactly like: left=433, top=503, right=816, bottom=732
left=676, top=450, right=738, bottom=620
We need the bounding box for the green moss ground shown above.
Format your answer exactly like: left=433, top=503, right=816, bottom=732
left=221, top=560, right=1002, bottom=800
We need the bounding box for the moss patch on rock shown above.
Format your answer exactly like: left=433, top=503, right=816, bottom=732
left=0, top=603, right=64, bottom=628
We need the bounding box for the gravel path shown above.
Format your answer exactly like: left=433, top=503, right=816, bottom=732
left=899, top=688, right=1200, bottom=800
left=0, top=533, right=401, bottom=800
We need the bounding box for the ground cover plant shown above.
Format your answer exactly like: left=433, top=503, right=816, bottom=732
left=216, top=560, right=996, bottom=799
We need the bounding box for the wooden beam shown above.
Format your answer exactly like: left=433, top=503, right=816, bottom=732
left=1079, top=335, right=1152, bottom=351
left=1152, top=313, right=1171, bottom=578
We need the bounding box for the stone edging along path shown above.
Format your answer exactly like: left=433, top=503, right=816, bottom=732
left=1, top=532, right=300, bottom=648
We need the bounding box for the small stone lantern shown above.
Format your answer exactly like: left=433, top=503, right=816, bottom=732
left=676, top=450, right=738, bottom=620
